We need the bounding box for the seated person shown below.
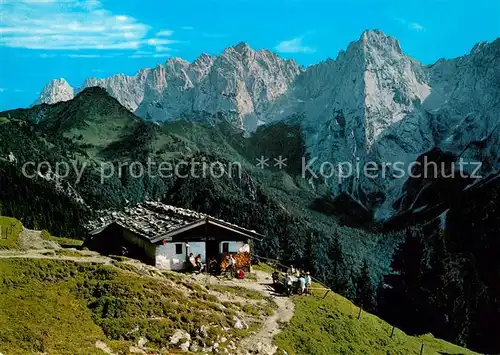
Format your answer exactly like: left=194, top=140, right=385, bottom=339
left=188, top=253, right=196, bottom=270
left=237, top=269, right=245, bottom=279
left=188, top=253, right=195, bottom=265
left=272, top=271, right=280, bottom=285
left=195, top=254, right=203, bottom=273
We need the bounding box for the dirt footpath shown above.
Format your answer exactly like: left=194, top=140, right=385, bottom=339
left=236, top=270, right=294, bottom=355
left=0, top=227, right=112, bottom=264
left=190, top=270, right=294, bottom=355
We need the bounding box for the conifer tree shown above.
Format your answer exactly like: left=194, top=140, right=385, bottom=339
left=355, top=259, right=376, bottom=312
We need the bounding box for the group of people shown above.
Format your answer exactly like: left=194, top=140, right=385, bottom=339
left=189, top=253, right=240, bottom=278
left=188, top=253, right=204, bottom=273
left=284, top=266, right=312, bottom=295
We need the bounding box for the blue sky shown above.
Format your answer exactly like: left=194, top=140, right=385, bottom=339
left=0, top=0, right=499, bottom=110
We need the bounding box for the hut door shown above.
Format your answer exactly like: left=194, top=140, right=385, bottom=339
left=206, top=241, right=219, bottom=261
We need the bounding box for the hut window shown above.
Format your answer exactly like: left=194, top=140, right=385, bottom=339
left=222, top=242, right=229, bottom=253
left=175, top=243, right=183, bottom=255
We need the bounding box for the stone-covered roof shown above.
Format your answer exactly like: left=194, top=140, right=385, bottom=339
left=88, top=201, right=263, bottom=242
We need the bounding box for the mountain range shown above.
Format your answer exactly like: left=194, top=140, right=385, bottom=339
left=35, top=30, right=500, bottom=220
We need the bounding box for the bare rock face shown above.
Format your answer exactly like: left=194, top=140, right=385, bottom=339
left=136, top=45, right=302, bottom=129
left=425, top=39, right=500, bottom=173
left=267, top=30, right=499, bottom=218
left=135, top=56, right=204, bottom=122
left=35, top=78, right=74, bottom=105
left=191, top=43, right=302, bottom=130
left=81, top=72, right=149, bottom=112
left=37, top=44, right=301, bottom=131
left=268, top=30, right=433, bottom=217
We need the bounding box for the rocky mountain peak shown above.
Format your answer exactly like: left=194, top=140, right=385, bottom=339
left=358, top=29, right=404, bottom=60
left=471, top=41, right=490, bottom=55
left=194, top=53, right=215, bottom=65
left=35, top=78, right=74, bottom=105
left=190, top=54, right=216, bottom=82
left=361, top=29, right=401, bottom=47
left=166, top=57, right=190, bottom=67
left=232, top=42, right=252, bottom=54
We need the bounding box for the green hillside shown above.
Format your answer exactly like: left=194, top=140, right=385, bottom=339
left=0, top=258, right=273, bottom=355
left=0, top=256, right=480, bottom=355
left=275, top=288, right=480, bottom=355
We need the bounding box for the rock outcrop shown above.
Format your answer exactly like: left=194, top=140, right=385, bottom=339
left=35, top=78, right=74, bottom=105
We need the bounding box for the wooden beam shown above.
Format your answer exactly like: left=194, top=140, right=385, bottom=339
left=151, top=219, right=206, bottom=243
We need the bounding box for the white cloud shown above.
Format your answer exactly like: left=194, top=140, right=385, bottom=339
left=0, top=0, right=180, bottom=51
left=275, top=36, right=315, bottom=54
left=155, top=46, right=172, bottom=53
left=67, top=54, right=102, bottom=58
left=129, top=51, right=171, bottom=59
left=156, top=30, right=174, bottom=37
left=409, top=22, right=424, bottom=31
left=396, top=18, right=425, bottom=32
left=145, top=38, right=177, bottom=46
left=115, top=15, right=128, bottom=22
left=1, top=0, right=57, bottom=3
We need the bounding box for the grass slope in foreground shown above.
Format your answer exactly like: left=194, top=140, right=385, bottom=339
left=275, top=288, right=480, bottom=355
left=0, top=258, right=274, bottom=355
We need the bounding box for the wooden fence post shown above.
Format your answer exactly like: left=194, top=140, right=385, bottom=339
left=323, top=290, right=330, bottom=299
left=390, top=326, right=395, bottom=338
left=419, top=343, right=424, bottom=355
left=357, top=307, right=362, bottom=320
